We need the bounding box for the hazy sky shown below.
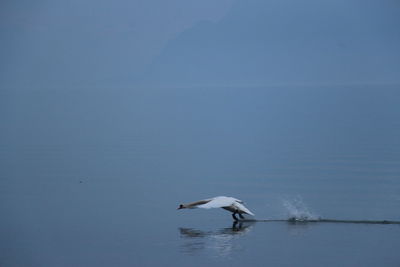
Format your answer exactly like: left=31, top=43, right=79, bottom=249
left=1, top=0, right=399, bottom=88
left=0, top=0, right=233, bottom=88
left=147, top=0, right=400, bottom=86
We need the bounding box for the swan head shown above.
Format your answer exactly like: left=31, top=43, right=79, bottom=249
left=177, top=204, right=186, bottom=210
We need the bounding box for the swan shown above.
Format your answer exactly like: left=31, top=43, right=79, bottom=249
left=177, top=196, right=255, bottom=221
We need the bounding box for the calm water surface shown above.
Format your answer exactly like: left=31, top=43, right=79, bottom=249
left=1, top=85, right=399, bottom=266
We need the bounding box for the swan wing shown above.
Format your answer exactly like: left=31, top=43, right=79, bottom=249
left=197, top=196, right=236, bottom=209
left=234, top=202, right=255, bottom=216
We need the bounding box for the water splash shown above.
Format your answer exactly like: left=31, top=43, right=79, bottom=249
left=282, top=196, right=319, bottom=221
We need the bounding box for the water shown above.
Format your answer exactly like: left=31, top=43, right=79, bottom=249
left=1, top=85, right=400, bottom=266
left=281, top=196, right=320, bottom=220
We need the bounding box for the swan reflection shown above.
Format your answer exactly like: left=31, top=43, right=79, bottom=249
left=179, top=221, right=254, bottom=256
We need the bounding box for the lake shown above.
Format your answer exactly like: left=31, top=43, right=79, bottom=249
left=1, top=85, right=400, bottom=266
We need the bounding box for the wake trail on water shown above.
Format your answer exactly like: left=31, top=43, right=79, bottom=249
left=241, top=218, right=400, bottom=225
left=242, top=196, right=400, bottom=225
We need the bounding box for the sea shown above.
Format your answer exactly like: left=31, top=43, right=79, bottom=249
left=1, top=84, right=399, bottom=266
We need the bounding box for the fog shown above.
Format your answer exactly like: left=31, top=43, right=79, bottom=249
left=145, top=0, right=400, bottom=86
left=1, top=0, right=399, bottom=88
left=0, top=0, right=233, bottom=88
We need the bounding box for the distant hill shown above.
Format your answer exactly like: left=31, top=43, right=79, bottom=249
left=143, top=0, right=400, bottom=86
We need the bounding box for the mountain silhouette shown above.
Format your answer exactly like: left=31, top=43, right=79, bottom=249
left=144, top=0, right=400, bottom=86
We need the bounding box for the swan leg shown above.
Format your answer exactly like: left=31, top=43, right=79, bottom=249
left=232, top=212, right=239, bottom=221
left=239, top=213, right=245, bottom=219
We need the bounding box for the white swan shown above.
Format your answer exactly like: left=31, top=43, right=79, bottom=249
left=177, top=196, right=255, bottom=221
